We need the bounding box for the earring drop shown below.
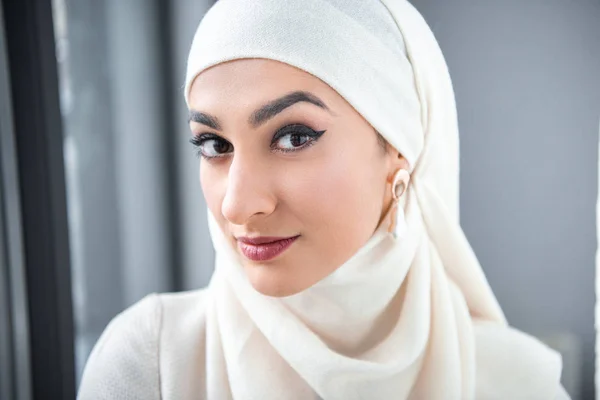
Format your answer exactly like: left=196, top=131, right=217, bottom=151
left=392, top=169, right=409, bottom=200
left=388, top=169, right=410, bottom=233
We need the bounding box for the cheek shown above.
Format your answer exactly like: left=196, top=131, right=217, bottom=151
left=282, top=145, right=386, bottom=238
left=200, top=161, right=225, bottom=220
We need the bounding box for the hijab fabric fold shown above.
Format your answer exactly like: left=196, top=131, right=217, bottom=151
left=184, top=1, right=564, bottom=398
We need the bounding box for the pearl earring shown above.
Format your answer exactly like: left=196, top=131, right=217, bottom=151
left=388, top=169, right=410, bottom=233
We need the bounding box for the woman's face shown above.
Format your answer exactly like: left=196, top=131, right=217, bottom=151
left=188, top=58, right=407, bottom=297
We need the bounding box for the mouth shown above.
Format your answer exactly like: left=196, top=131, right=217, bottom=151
left=236, top=235, right=300, bottom=262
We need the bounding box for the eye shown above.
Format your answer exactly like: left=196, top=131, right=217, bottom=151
left=271, top=124, right=326, bottom=153
left=189, top=133, right=233, bottom=159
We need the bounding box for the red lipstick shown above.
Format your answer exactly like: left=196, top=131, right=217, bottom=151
left=236, top=235, right=300, bottom=261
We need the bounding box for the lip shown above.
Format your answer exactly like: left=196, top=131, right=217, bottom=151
left=236, top=235, right=300, bottom=261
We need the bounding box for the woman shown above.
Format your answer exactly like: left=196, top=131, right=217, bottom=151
left=78, top=0, right=569, bottom=399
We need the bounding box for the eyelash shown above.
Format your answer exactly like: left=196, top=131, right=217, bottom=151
left=189, top=124, right=326, bottom=160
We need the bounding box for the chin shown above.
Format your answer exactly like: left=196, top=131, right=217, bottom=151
left=243, top=263, right=308, bottom=298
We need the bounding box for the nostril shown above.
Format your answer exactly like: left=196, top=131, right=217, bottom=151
left=221, top=186, right=277, bottom=227
left=220, top=157, right=277, bottom=225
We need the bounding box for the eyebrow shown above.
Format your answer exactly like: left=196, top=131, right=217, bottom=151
left=188, top=90, right=330, bottom=130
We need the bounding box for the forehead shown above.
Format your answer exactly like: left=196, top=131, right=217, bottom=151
left=188, top=58, right=339, bottom=110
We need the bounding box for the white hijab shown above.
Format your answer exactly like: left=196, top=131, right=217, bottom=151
left=184, top=1, right=565, bottom=398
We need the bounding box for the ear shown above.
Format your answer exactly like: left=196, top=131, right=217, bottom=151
left=385, top=142, right=410, bottom=183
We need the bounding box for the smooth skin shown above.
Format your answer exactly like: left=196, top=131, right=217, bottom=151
left=188, top=58, right=409, bottom=297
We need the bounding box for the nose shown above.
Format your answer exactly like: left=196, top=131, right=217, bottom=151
left=221, top=153, right=277, bottom=226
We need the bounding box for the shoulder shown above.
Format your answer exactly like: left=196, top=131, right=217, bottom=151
left=155, top=289, right=212, bottom=397
left=158, top=288, right=210, bottom=324
left=78, top=289, right=210, bottom=400
left=77, top=293, right=163, bottom=399
left=473, top=320, right=569, bottom=400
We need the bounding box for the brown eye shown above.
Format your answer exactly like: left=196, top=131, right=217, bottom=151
left=280, top=133, right=309, bottom=149
left=202, top=138, right=232, bottom=157
left=211, top=139, right=232, bottom=154
left=189, top=134, right=233, bottom=159
left=271, top=124, right=326, bottom=152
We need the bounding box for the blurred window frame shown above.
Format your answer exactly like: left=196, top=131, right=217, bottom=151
left=0, top=0, right=75, bottom=399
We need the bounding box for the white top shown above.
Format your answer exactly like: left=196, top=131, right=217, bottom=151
left=78, top=291, right=570, bottom=400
